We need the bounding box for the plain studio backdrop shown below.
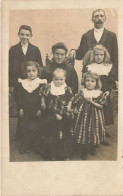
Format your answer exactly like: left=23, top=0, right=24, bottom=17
left=9, top=9, right=118, bottom=84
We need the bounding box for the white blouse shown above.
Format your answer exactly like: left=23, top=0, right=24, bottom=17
left=87, top=63, right=112, bottom=76
left=50, top=81, right=67, bottom=96
left=18, top=77, right=47, bottom=93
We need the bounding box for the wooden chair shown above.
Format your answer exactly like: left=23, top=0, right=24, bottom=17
left=45, top=53, right=75, bottom=66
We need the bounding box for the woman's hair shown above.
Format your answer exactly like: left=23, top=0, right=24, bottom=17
left=83, top=44, right=111, bottom=67
left=52, top=42, right=68, bottom=54
left=23, top=61, right=43, bottom=77
left=53, top=68, right=66, bottom=78
left=82, top=71, right=102, bottom=90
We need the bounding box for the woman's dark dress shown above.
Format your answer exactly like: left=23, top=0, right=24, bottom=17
left=86, top=63, right=114, bottom=125
left=41, top=59, right=78, bottom=94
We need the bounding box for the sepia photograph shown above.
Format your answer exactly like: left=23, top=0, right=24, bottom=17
left=2, top=0, right=123, bottom=195
left=9, top=8, right=118, bottom=162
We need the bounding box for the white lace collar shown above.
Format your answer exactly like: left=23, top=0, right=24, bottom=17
left=50, top=81, right=67, bottom=96
left=87, top=63, right=112, bottom=76
left=82, top=88, right=102, bottom=99
left=18, top=77, right=47, bottom=93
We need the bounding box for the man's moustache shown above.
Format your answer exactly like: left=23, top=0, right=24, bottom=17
left=97, top=20, right=103, bottom=24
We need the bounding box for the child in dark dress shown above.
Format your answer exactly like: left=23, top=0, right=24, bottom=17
left=68, top=72, right=109, bottom=160
left=16, top=61, right=47, bottom=154
left=82, top=44, right=115, bottom=127
left=38, top=68, right=74, bottom=160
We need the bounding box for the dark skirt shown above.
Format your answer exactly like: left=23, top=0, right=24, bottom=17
left=35, top=110, right=73, bottom=160
left=103, top=96, right=114, bottom=125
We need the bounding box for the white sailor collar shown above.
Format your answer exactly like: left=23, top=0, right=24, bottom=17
left=18, top=77, right=47, bottom=93
left=87, top=63, right=112, bottom=76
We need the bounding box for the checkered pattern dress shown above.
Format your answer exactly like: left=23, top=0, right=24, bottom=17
left=72, top=89, right=106, bottom=145
left=39, top=83, right=74, bottom=119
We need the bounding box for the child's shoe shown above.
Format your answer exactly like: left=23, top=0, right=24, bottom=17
left=81, top=151, right=87, bottom=160
left=90, top=146, right=96, bottom=156
left=51, top=157, right=56, bottom=161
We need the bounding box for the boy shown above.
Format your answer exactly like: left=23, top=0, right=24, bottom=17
left=9, top=25, right=43, bottom=140
left=9, top=25, right=43, bottom=94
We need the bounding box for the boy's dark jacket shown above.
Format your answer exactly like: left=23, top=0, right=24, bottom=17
left=9, top=42, right=43, bottom=87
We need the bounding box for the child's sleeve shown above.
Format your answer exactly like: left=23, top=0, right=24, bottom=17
left=97, top=92, right=107, bottom=105
left=71, top=90, right=83, bottom=105
left=16, top=83, right=23, bottom=110
left=39, top=84, right=50, bottom=97
left=65, top=86, right=74, bottom=101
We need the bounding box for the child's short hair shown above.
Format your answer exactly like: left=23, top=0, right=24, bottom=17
left=83, top=44, right=111, bottom=67
left=24, top=61, right=42, bottom=77
left=18, top=25, right=32, bottom=34
left=52, top=42, right=68, bottom=54
left=82, top=71, right=102, bottom=90
left=53, top=68, right=66, bottom=78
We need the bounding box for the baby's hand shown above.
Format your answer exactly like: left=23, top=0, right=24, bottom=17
left=67, top=105, right=71, bottom=112
left=55, top=114, right=62, bottom=120
left=37, top=109, right=42, bottom=117
left=20, top=109, right=24, bottom=117
left=85, top=97, right=92, bottom=103
left=103, top=91, right=110, bottom=97
left=41, top=103, right=46, bottom=110
left=9, top=86, right=15, bottom=96
left=74, top=106, right=78, bottom=114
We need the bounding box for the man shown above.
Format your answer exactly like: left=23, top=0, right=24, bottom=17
left=69, top=9, right=118, bottom=81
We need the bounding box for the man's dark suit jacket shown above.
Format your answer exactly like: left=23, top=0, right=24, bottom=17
left=75, top=28, right=118, bottom=80
left=9, top=42, right=43, bottom=87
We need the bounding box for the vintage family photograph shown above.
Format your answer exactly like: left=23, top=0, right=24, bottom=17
left=9, top=8, right=118, bottom=162
left=2, top=0, right=123, bottom=195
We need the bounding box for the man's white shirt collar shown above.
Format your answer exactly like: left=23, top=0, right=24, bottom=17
left=94, top=28, right=104, bottom=42
left=94, top=28, right=104, bottom=33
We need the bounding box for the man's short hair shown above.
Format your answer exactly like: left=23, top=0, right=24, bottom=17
left=92, top=9, right=106, bottom=19
left=52, top=42, right=68, bottom=54
left=18, top=25, right=32, bottom=34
